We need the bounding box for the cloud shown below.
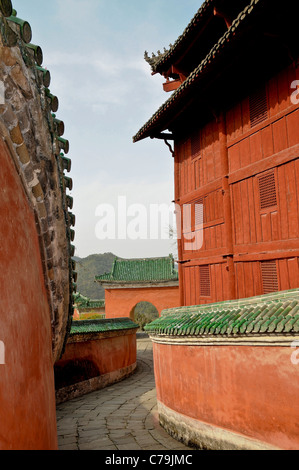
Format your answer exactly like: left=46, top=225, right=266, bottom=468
left=72, top=177, right=175, bottom=258
left=54, top=0, right=100, bottom=28
left=11, top=0, right=202, bottom=260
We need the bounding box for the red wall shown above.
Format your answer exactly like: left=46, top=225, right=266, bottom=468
left=104, top=286, right=180, bottom=319
left=153, top=341, right=299, bottom=450
left=0, top=139, right=58, bottom=450
left=58, top=332, right=137, bottom=377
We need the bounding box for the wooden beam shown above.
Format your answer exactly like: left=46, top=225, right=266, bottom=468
left=163, top=79, right=182, bottom=93
left=151, top=133, right=175, bottom=141
left=213, top=7, right=232, bottom=29
left=171, top=65, right=187, bottom=82
left=164, top=139, right=175, bottom=157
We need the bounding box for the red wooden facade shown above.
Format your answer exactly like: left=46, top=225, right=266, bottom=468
left=134, top=0, right=299, bottom=307
left=177, top=63, right=299, bottom=306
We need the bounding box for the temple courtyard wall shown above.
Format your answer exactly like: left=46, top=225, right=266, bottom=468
left=105, top=285, right=180, bottom=320
left=146, top=289, right=299, bottom=450
left=55, top=319, right=139, bottom=404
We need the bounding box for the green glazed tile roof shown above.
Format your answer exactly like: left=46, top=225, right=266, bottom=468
left=74, top=292, right=105, bottom=309
left=96, top=255, right=178, bottom=284
left=144, top=289, right=299, bottom=337
left=70, top=318, right=138, bottom=335
left=133, top=0, right=261, bottom=143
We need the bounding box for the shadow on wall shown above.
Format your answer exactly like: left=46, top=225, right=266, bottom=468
left=131, top=302, right=159, bottom=330
left=54, top=359, right=100, bottom=389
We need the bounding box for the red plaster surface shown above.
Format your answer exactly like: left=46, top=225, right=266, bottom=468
left=58, top=332, right=137, bottom=376
left=153, top=342, right=299, bottom=450
left=73, top=308, right=80, bottom=320
left=0, top=140, right=58, bottom=450
left=105, top=286, right=180, bottom=319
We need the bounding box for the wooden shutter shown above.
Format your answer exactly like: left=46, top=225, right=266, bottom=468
left=261, top=260, right=279, bottom=294
left=249, top=86, right=268, bottom=128
left=199, top=265, right=211, bottom=296
left=258, top=171, right=277, bottom=210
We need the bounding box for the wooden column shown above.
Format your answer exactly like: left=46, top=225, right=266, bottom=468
left=174, top=143, right=184, bottom=306
left=219, top=112, right=236, bottom=300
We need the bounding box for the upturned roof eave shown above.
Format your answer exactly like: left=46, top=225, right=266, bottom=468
left=133, top=0, right=262, bottom=144
left=150, top=0, right=214, bottom=75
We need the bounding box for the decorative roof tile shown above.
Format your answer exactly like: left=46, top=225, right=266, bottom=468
left=96, top=255, right=178, bottom=284
left=147, top=0, right=214, bottom=74
left=144, top=289, right=299, bottom=337
left=74, top=292, right=105, bottom=309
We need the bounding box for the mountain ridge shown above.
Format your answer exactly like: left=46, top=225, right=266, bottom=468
left=74, top=252, right=117, bottom=299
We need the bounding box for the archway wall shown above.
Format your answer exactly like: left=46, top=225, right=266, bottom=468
left=105, top=286, right=180, bottom=320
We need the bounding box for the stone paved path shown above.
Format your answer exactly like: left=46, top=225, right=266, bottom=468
left=56, top=337, right=192, bottom=451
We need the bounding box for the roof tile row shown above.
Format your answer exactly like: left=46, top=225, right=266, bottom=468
left=70, top=318, right=138, bottom=335
left=96, top=255, right=178, bottom=284
left=145, top=289, right=299, bottom=337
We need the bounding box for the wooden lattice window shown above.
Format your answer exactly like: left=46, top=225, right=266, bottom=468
left=200, top=265, right=211, bottom=297
left=258, top=172, right=277, bottom=210
left=249, top=86, right=268, bottom=128
left=191, top=129, right=201, bottom=159
left=261, top=260, right=279, bottom=294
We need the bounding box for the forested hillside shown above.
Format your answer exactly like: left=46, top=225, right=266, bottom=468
left=74, top=253, right=116, bottom=299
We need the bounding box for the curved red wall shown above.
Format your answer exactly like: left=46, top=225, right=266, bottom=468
left=153, top=341, right=299, bottom=450
left=55, top=329, right=138, bottom=403
left=59, top=332, right=137, bottom=376
left=0, top=140, right=58, bottom=450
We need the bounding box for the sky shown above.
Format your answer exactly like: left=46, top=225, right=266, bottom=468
left=13, top=0, right=203, bottom=260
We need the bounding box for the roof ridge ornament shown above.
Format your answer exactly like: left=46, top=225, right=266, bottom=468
left=144, top=46, right=172, bottom=70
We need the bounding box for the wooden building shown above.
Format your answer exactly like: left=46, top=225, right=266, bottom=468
left=134, top=0, right=299, bottom=307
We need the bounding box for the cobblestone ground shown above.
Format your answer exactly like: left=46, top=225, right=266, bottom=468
left=56, top=337, right=192, bottom=451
